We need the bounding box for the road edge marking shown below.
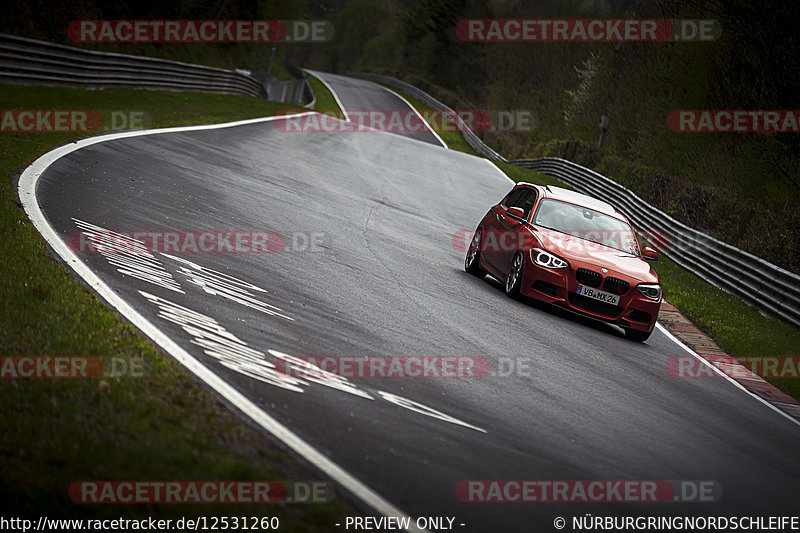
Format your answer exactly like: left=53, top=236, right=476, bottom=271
left=373, top=85, right=448, bottom=149
left=655, top=323, right=800, bottom=428
left=303, top=69, right=351, bottom=122
left=481, top=158, right=515, bottom=185
left=17, top=113, right=428, bottom=532
left=304, top=70, right=448, bottom=150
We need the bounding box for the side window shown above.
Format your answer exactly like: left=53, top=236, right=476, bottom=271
left=503, top=188, right=538, bottom=219
left=519, top=189, right=538, bottom=219
left=501, top=189, right=524, bottom=208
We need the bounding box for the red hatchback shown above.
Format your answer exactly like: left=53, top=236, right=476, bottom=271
left=465, top=183, right=662, bottom=341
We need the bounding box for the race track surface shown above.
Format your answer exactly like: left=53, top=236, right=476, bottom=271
left=31, top=74, right=800, bottom=531
left=307, top=70, right=444, bottom=146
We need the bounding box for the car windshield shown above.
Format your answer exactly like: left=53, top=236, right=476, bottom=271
left=533, top=199, right=639, bottom=255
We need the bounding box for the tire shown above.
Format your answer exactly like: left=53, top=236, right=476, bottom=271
left=505, top=252, right=524, bottom=298
left=465, top=229, right=486, bottom=277
left=624, top=326, right=653, bottom=342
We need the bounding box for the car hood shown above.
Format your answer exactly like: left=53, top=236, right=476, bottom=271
left=530, top=227, right=659, bottom=283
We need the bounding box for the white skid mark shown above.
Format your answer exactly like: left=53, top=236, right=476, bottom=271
left=162, top=254, right=293, bottom=321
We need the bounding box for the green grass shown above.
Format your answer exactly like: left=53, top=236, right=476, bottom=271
left=0, top=83, right=355, bottom=524
left=304, top=73, right=343, bottom=118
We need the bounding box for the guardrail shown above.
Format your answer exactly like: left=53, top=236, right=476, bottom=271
left=350, top=72, right=800, bottom=328
left=350, top=72, right=507, bottom=161
left=263, top=74, right=307, bottom=105
left=287, top=63, right=315, bottom=109
left=0, top=33, right=265, bottom=97
left=512, top=158, right=800, bottom=328
left=302, top=77, right=316, bottom=109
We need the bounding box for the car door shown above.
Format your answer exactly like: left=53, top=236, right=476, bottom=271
left=495, top=187, right=538, bottom=274
left=481, top=188, right=524, bottom=272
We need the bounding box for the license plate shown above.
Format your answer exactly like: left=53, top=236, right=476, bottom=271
left=577, top=284, right=620, bottom=306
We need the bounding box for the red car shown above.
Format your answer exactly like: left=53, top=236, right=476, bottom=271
left=465, top=183, right=662, bottom=341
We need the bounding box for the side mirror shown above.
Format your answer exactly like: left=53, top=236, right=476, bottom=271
left=643, top=247, right=658, bottom=261
left=505, top=206, right=526, bottom=223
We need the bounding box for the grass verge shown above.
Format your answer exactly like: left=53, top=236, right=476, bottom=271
left=0, top=83, right=355, bottom=525
left=304, top=73, right=343, bottom=118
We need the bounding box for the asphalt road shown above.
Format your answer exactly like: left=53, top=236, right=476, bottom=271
left=307, top=70, right=444, bottom=146
left=32, top=74, right=800, bottom=531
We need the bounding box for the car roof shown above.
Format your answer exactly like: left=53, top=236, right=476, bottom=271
left=514, top=182, right=624, bottom=219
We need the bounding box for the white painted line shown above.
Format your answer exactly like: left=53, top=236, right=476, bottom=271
left=374, top=85, right=448, bottom=149
left=303, top=69, right=351, bottom=122
left=304, top=70, right=452, bottom=154
left=655, top=323, right=800, bottom=428
left=17, top=113, right=427, bottom=532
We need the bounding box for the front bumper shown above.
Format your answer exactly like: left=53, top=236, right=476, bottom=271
left=519, top=257, right=661, bottom=332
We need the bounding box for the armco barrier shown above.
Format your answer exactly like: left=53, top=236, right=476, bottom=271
left=303, top=77, right=316, bottom=109
left=0, top=33, right=265, bottom=97
left=350, top=73, right=800, bottom=328
left=263, top=74, right=307, bottom=105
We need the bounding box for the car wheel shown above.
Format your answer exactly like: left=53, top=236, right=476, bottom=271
left=465, top=229, right=486, bottom=277
left=624, top=326, right=653, bottom=342
left=505, top=252, right=524, bottom=298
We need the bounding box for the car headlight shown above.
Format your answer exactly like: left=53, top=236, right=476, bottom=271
left=637, top=283, right=662, bottom=301
left=531, top=248, right=568, bottom=269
